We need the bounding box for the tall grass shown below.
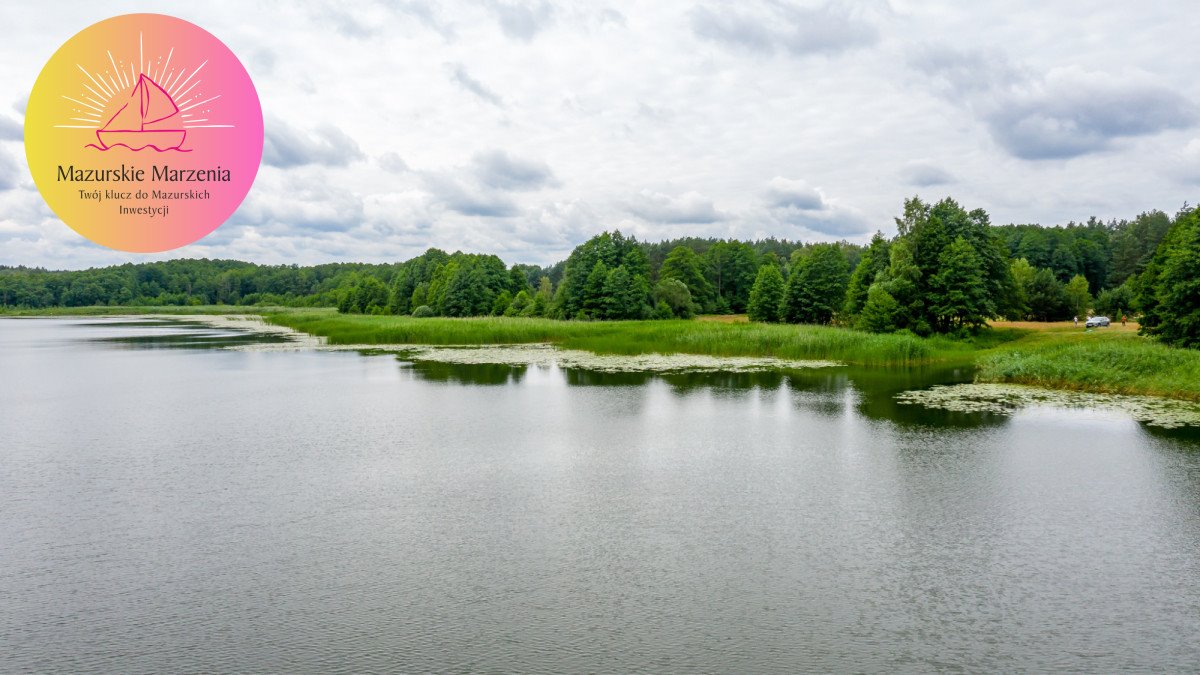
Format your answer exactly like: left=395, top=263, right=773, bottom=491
left=262, top=311, right=992, bottom=366
left=976, top=332, right=1200, bottom=400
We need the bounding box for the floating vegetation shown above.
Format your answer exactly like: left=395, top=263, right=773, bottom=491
left=896, top=383, right=1200, bottom=428
left=396, top=344, right=842, bottom=373
left=167, top=315, right=842, bottom=373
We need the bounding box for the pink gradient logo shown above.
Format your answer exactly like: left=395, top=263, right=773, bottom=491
left=26, top=14, right=263, bottom=252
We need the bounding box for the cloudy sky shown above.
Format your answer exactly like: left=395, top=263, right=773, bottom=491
left=1, top=0, right=1197, bottom=269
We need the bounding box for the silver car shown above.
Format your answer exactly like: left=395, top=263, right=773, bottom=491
left=1085, top=316, right=1111, bottom=327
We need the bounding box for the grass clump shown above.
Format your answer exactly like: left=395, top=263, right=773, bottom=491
left=976, top=331, right=1200, bottom=401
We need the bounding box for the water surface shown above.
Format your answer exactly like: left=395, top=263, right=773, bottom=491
left=2, top=318, right=1198, bottom=672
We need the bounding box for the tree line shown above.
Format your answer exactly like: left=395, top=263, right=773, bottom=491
left=2, top=195, right=1195, bottom=347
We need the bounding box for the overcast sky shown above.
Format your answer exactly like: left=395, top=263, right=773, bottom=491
left=1, top=0, right=1198, bottom=269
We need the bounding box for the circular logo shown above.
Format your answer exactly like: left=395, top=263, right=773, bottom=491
left=25, top=14, right=263, bottom=252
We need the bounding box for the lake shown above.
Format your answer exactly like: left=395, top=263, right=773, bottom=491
left=2, top=317, right=1198, bottom=672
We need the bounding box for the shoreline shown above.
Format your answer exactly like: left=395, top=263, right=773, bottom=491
left=4, top=307, right=1200, bottom=402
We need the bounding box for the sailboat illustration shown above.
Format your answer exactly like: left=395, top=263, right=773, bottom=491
left=95, top=73, right=187, bottom=151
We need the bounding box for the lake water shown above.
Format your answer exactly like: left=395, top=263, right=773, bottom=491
left=2, top=317, right=1199, bottom=673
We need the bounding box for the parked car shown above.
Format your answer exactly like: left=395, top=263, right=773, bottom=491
left=1085, top=316, right=1111, bottom=327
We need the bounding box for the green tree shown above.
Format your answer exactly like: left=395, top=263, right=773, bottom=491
left=927, top=237, right=988, bottom=332
left=892, top=196, right=1012, bottom=333
left=1027, top=268, right=1070, bottom=321
left=580, top=261, right=610, bottom=319
left=505, top=290, right=531, bottom=316
left=1095, top=283, right=1134, bottom=319
left=878, top=238, right=925, bottom=333
left=528, top=276, right=553, bottom=317
left=557, top=230, right=646, bottom=318
left=783, top=243, right=850, bottom=324
left=654, top=278, right=697, bottom=318
left=843, top=232, right=890, bottom=317
left=747, top=264, right=785, bottom=323
left=1007, top=258, right=1036, bottom=320
left=855, top=284, right=900, bottom=333
left=659, top=246, right=714, bottom=312
left=1111, top=210, right=1172, bottom=286
left=1139, top=206, right=1200, bottom=347
left=1063, top=274, right=1092, bottom=320
left=343, top=275, right=389, bottom=314
left=492, top=289, right=514, bottom=315
left=441, top=262, right=489, bottom=317
left=602, top=265, right=650, bottom=320
left=410, top=282, right=428, bottom=310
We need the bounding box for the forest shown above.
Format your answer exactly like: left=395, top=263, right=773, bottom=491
left=2, top=196, right=1197, bottom=348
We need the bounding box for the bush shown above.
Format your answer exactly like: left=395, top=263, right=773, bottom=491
left=411, top=304, right=435, bottom=318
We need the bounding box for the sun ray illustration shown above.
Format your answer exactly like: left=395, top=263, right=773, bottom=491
left=55, top=33, right=234, bottom=142
left=170, top=60, right=206, bottom=98
left=180, top=94, right=219, bottom=112
left=175, top=79, right=201, bottom=102
left=165, top=67, right=186, bottom=93
left=82, top=84, right=108, bottom=102
left=107, top=51, right=124, bottom=89
left=155, top=47, right=173, bottom=83
left=62, top=95, right=103, bottom=113
left=77, top=64, right=112, bottom=98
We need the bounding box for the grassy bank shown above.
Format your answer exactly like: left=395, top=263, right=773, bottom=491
left=261, top=310, right=1013, bottom=366
left=6, top=307, right=1199, bottom=399
left=0, top=306, right=1005, bottom=365
left=975, top=323, right=1200, bottom=401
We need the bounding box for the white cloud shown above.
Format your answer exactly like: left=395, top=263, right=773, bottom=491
left=626, top=190, right=724, bottom=224
left=765, top=177, right=824, bottom=210
left=761, top=177, right=870, bottom=237
left=0, top=0, right=1196, bottom=268
left=911, top=46, right=1197, bottom=160
left=1172, top=138, right=1200, bottom=185
left=378, top=152, right=410, bottom=173
left=262, top=117, right=365, bottom=168
left=0, top=148, right=21, bottom=190
left=446, top=62, right=504, bottom=107
left=0, top=115, right=21, bottom=141
left=689, top=1, right=879, bottom=57
left=490, top=1, right=556, bottom=41
left=900, top=161, right=955, bottom=187
left=470, top=149, right=558, bottom=190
